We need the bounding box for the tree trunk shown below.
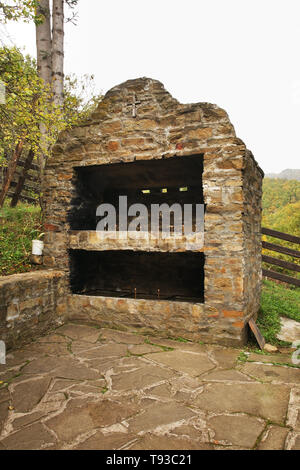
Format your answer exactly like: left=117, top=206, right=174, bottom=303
left=35, top=0, right=52, bottom=86
left=52, top=0, right=64, bottom=106
left=10, top=148, right=35, bottom=207
left=36, top=0, right=52, bottom=185
left=0, top=140, right=24, bottom=207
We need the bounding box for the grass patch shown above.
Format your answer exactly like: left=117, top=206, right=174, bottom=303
left=170, top=336, right=190, bottom=343
left=257, top=279, right=300, bottom=345
left=144, top=338, right=174, bottom=351
left=0, top=201, right=42, bottom=276
left=237, top=351, right=248, bottom=363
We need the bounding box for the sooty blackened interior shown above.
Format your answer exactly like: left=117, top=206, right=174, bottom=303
left=70, top=250, right=204, bottom=302
left=69, top=154, right=204, bottom=230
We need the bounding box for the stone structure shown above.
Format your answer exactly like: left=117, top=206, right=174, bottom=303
left=0, top=270, right=66, bottom=349
left=42, top=77, right=263, bottom=346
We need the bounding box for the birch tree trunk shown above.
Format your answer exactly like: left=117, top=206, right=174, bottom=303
left=34, top=0, right=65, bottom=204
left=35, top=0, right=52, bottom=86
left=35, top=0, right=52, bottom=185
left=52, top=0, right=64, bottom=106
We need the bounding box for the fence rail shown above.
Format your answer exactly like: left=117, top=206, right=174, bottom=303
left=262, top=227, right=300, bottom=287
left=0, top=153, right=39, bottom=205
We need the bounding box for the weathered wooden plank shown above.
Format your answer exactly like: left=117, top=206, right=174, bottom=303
left=11, top=149, right=35, bottom=207
left=5, top=187, right=37, bottom=204
left=7, top=180, right=39, bottom=191
left=248, top=318, right=265, bottom=350
left=262, top=241, right=300, bottom=259
left=17, top=160, right=39, bottom=171
left=262, top=254, right=300, bottom=273
left=262, top=268, right=300, bottom=287
left=14, top=171, right=39, bottom=183
left=262, top=227, right=300, bottom=244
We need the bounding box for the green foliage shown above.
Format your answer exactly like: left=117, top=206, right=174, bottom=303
left=237, top=351, right=248, bottom=363
left=64, top=73, right=102, bottom=125
left=263, top=178, right=300, bottom=217
left=258, top=280, right=300, bottom=345
left=0, top=0, right=39, bottom=23
left=0, top=201, right=42, bottom=275
left=0, top=46, right=102, bottom=173
left=0, top=46, right=55, bottom=161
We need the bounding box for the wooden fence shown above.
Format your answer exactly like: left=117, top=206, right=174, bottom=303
left=0, top=156, right=39, bottom=205
left=262, top=227, right=300, bottom=287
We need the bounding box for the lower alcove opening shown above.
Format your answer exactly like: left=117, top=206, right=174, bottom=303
left=69, top=250, right=205, bottom=303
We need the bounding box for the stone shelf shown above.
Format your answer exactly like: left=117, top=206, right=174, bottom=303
left=68, top=230, right=204, bottom=253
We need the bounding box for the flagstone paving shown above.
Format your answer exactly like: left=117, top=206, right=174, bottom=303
left=0, top=322, right=299, bottom=450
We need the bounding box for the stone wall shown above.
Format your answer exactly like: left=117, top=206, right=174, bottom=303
left=242, top=150, right=263, bottom=320
left=42, top=77, right=263, bottom=347
left=0, top=270, right=67, bottom=349
left=68, top=295, right=205, bottom=342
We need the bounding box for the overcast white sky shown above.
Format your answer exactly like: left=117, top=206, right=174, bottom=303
left=1, top=0, right=300, bottom=173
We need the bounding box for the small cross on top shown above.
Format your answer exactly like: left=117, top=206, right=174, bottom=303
left=127, top=93, right=141, bottom=118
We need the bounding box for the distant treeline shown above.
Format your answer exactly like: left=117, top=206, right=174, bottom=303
left=262, top=178, right=300, bottom=236
left=262, top=178, right=300, bottom=281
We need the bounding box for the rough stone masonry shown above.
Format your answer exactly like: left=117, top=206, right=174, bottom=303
left=40, top=77, right=263, bottom=347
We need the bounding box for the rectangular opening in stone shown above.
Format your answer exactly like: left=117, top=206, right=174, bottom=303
left=69, top=250, right=204, bottom=302
left=69, top=154, right=204, bottom=231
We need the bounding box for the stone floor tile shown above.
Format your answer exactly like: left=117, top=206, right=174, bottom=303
left=0, top=349, right=33, bottom=369
left=111, top=364, right=175, bottom=392
left=146, top=383, right=173, bottom=399
left=0, top=322, right=299, bottom=450
left=145, top=337, right=184, bottom=349
left=22, top=357, right=64, bottom=375
left=0, top=388, right=10, bottom=404
left=37, top=334, right=69, bottom=344
left=0, top=401, right=9, bottom=434
left=0, top=368, right=19, bottom=384
left=23, top=357, right=100, bottom=381
left=247, top=352, right=295, bottom=365
left=56, top=324, right=101, bottom=343
left=12, top=411, right=46, bottom=430
left=194, top=383, right=291, bottom=424
left=78, top=343, right=128, bottom=360
left=213, top=445, right=250, bottom=450
left=1, top=423, right=56, bottom=450
left=176, top=342, right=210, bottom=354
left=240, top=363, right=300, bottom=385
left=292, top=435, right=300, bottom=449
left=128, top=344, right=163, bottom=355
left=208, top=347, right=240, bottom=368
left=127, top=402, right=196, bottom=434
left=46, top=397, right=139, bottom=443
left=257, top=425, right=289, bottom=450
left=69, top=383, right=106, bottom=395
left=144, top=350, right=215, bottom=377
left=11, top=376, right=51, bottom=413
left=74, top=431, right=135, bottom=450
left=22, top=342, right=70, bottom=356
left=70, top=341, right=101, bottom=354
left=202, top=369, right=254, bottom=382
left=125, top=433, right=212, bottom=450
left=170, top=421, right=209, bottom=442
left=100, top=329, right=145, bottom=345
left=208, top=414, right=265, bottom=448
left=49, top=379, right=79, bottom=393
left=54, top=360, right=101, bottom=381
